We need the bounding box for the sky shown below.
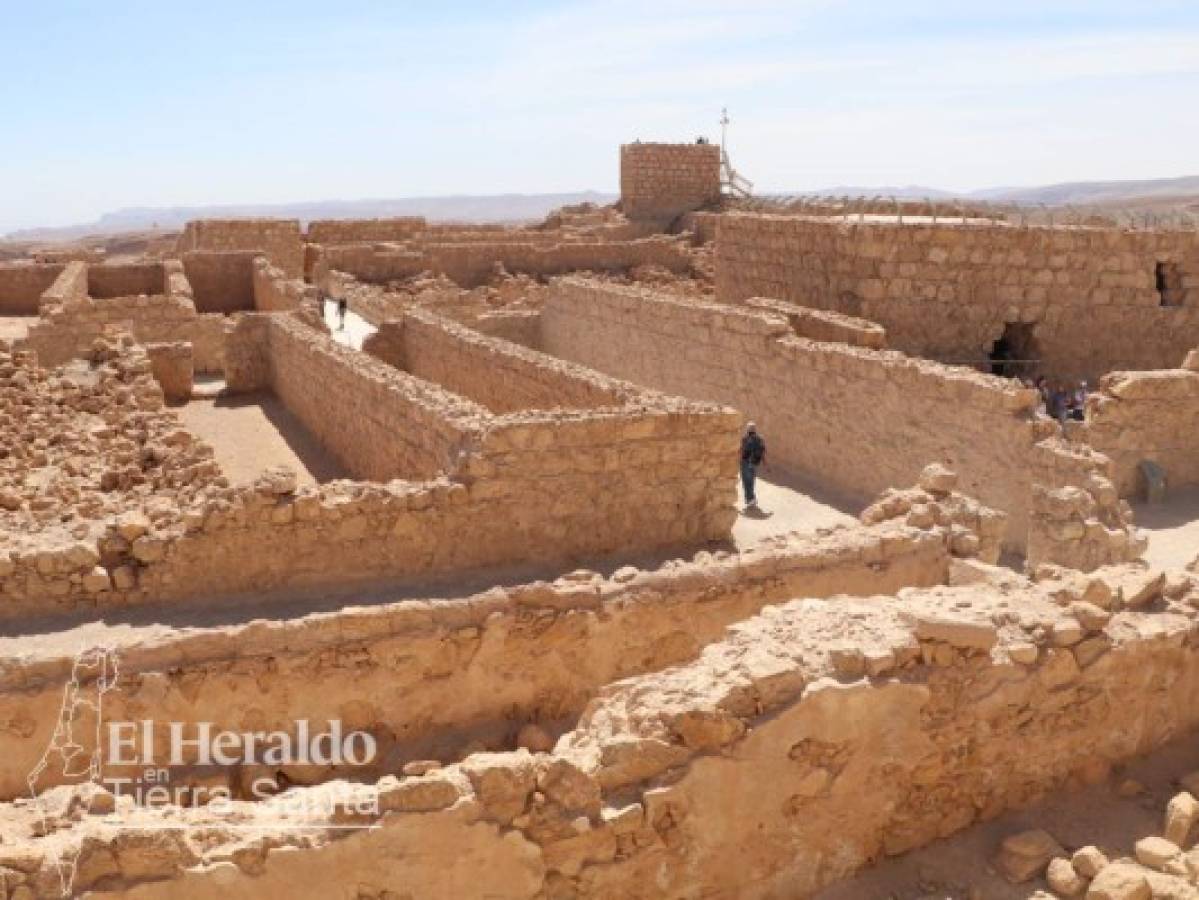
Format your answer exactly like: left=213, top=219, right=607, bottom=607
left=2, top=0, right=1199, bottom=233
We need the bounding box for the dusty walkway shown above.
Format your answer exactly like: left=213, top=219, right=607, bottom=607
left=174, top=392, right=349, bottom=487
left=0, top=316, right=31, bottom=343
left=1135, top=486, right=1199, bottom=571
left=817, top=735, right=1199, bottom=899
left=732, top=469, right=859, bottom=549
left=321, top=298, right=377, bottom=349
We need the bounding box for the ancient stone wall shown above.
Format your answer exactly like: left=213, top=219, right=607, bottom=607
left=0, top=519, right=948, bottom=800
left=306, top=217, right=427, bottom=244
left=313, top=236, right=691, bottom=288
left=176, top=218, right=305, bottom=278
left=0, top=262, right=64, bottom=314
left=181, top=250, right=257, bottom=312
left=388, top=310, right=631, bottom=414
left=745, top=296, right=886, bottom=348
left=5, top=565, right=1197, bottom=898
left=255, top=313, right=486, bottom=481
left=620, top=142, right=722, bottom=224
left=1076, top=357, right=1199, bottom=497
left=543, top=278, right=1043, bottom=549
left=716, top=215, right=1199, bottom=381
left=86, top=262, right=167, bottom=299
left=145, top=341, right=194, bottom=402
left=252, top=255, right=313, bottom=311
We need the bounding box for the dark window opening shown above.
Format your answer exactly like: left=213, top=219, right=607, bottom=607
left=989, top=322, right=1040, bottom=378
left=1157, top=261, right=1184, bottom=307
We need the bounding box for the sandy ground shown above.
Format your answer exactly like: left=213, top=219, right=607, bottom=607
left=174, top=392, right=348, bottom=487
left=0, top=316, right=32, bottom=343
left=1135, top=486, right=1199, bottom=571
left=817, top=735, right=1199, bottom=900
left=321, top=299, right=377, bottom=349
left=732, top=468, right=860, bottom=549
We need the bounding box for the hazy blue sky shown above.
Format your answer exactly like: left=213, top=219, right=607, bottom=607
left=3, top=0, right=1198, bottom=232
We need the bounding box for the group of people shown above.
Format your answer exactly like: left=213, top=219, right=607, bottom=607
left=1028, top=376, right=1088, bottom=423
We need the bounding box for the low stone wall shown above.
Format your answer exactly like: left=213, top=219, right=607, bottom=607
left=87, top=262, right=167, bottom=299
left=543, top=278, right=1044, bottom=549
left=0, top=262, right=64, bottom=314
left=252, top=255, right=313, bottom=311
left=145, top=341, right=194, bottom=402
left=0, top=518, right=948, bottom=801
left=745, top=296, right=886, bottom=348
left=182, top=250, right=257, bottom=312
left=307, top=217, right=427, bottom=244
left=312, top=236, right=691, bottom=288
left=389, top=310, right=631, bottom=414
left=5, top=564, right=1197, bottom=898
left=1076, top=356, right=1199, bottom=497
left=716, top=214, right=1199, bottom=381
left=177, top=218, right=305, bottom=278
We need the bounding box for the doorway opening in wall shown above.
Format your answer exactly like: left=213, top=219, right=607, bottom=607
left=1157, top=262, right=1184, bottom=307
left=989, top=322, right=1040, bottom=379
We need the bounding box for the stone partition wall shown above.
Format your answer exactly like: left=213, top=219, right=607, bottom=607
left=312, top=236, right=691, bottom=288
left=0, top=262, right=64, bottom=314
left=383, top=309, right=632, bottom=414
left=20, top=263, right=230, bottom=373
left=306, top=217, right=427, bottom=244
left=543, top=278, right=1046, bottom=549
left=5, top=566, right=1198, bottom=898
left=252, top=255, right=313, bottom=311
left=620, top=142, right=722, bottom=224
left=181, top=250, right=257, bottom=312
left=0, top=518, right=949, bottom=800
left=176, top=218, right=305, bottom=278
left=745, top=296, right=887, bottom=348
left=716, top=214, right=1199, bottom=381
left=86, top=262, right=167, bottom=299
left=1076, top=355, right=1199, bottom=497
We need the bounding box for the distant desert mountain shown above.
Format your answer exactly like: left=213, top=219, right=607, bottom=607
left=2, top=192, right=618, bottom=242
left=798, top=176, right=1199, bottom=209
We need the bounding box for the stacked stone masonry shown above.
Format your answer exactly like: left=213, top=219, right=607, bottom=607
left=716, top=214, right=1199, bottom=381
left=176, top=218, right=305, bottom=278
left=620, top=142, right=722, bottom=224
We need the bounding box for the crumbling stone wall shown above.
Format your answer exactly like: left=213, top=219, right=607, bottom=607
left=144, top=341, right=194, bottom=403
left=6, top=564, right=1197, bottom=898
left=716, top=215, right=1199, bottom=381
left=251, top=255, right=313, bottom=311
left=0, top=262, right=64, bottom=314
left=176, top=218, right=304, bottom=278
left=0, top=517, right=949, bottom=800
left=1076, top=355, right=1199, bottom=497
left=312, top=236, right=691, bottom=288
left=620, top=142, right=722, bottom=224
left=307, top=217, right=427, bottom=244
left=21, top=262, right=229, bottom=373
left=543, top=278, right=1044, bottom=549
left=181, top=250, right=257, bottom=312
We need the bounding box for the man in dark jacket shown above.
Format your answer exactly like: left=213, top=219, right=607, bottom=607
left=740, top=422, right=767, bottom=508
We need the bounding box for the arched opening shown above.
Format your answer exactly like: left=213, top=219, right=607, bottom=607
left=988, top=322, right=1039, bottom=379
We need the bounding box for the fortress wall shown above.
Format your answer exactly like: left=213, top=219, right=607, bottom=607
left=543, top=278, right=1042, bottom=549
left=716, top=214, right=1199, bottom=381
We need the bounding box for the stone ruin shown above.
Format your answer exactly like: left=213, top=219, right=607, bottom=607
left=0, top=142, right=1197, bottom=898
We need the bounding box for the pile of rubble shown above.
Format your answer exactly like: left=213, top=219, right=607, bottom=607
left=998, top=777, right=1199, bottom=898
left=0, top=331, right=223, bottom=548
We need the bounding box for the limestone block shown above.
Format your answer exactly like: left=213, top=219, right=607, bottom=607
left=1086, top=863, right=1151, bottom=900
left=1047, top=856, right=1088, bottom=896
left=996, top=829, right=1065, bottom=883
left=1134, top=836, right=1180, bottom=871
left=1164, top=792, right=1199, bottom=847
left=1072, top=845, right=1109, bottom=878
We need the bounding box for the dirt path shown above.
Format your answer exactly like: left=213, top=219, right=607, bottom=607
left=174, top=392, right=349, bottom=487
left=732, top=469, right=860, bottom=550
left=1135, top=487, right=1199, bottom=571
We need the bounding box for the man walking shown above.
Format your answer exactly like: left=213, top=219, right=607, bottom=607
left=740, top=422, right=766, bottom=508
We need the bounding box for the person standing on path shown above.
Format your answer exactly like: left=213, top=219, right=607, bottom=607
left=337, top=297, right=348, bottom=331
left=740, top=422, right=767, bottom=508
